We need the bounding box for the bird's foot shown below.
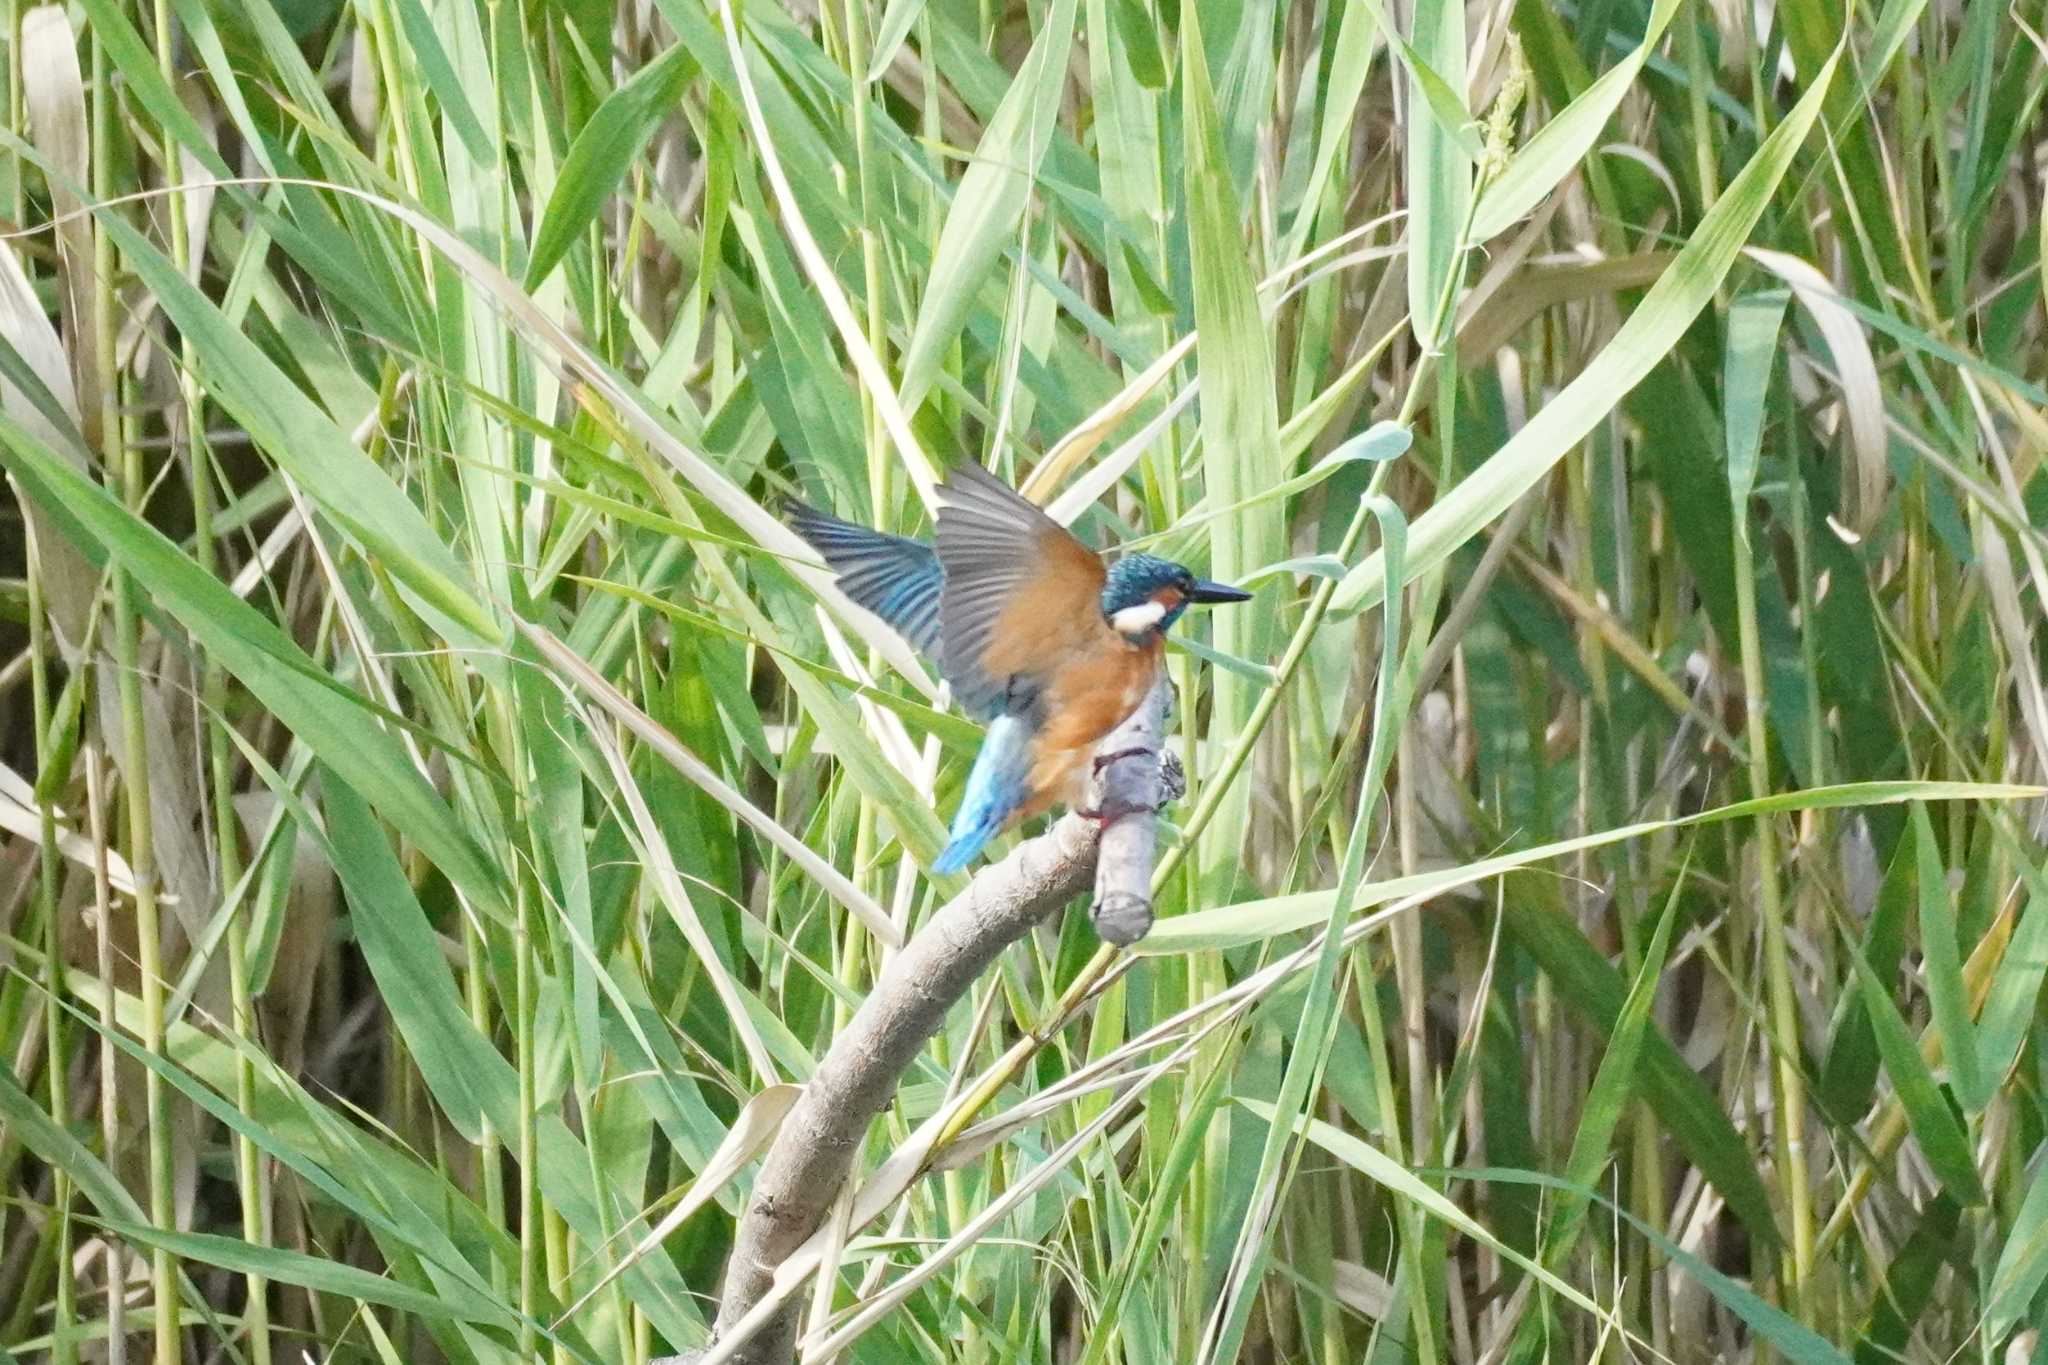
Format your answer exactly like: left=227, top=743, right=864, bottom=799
left=1080, top=746, right=1184, bottom=822
left=1078, top=799, right=1159, bottom=824
left=1084, top=746, right=1156, bottom=824
left=1090, top=745, right=1155, bottom=775
left=1158, top=750, right=1187, bottom=804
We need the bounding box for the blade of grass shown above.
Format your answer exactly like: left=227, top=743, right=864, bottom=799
left=1333, top=41, right=1846, bottom=617
left=1538, top=855, right=1684, bottom=1267
left=894, top=0, right=1076, bottom=417
left=1402, top=0, right=1471, bottom=346
left=1182, top=0, right=1286, bottom=895
left=1976, top=837, right=2048, bottom=1091
left=1911, top=804, right=1986, bottom=1112
left=1985, top=1144, right=2048, bottom=1340
left=0, top=410, right=511, bottom=912
left=1847, top=936, right=1986, bottom=1206
left=526, top=44, right=697, bottom=289
left=1142, top=782, right=2041, bottom=953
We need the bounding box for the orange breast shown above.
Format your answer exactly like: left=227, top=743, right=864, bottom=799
left=1015, top=630, right=1164, bottom=819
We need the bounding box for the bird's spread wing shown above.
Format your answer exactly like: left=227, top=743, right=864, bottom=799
left=935, top=464, right=1105, bottom=720
left=787, top=503, right=945, bottom=660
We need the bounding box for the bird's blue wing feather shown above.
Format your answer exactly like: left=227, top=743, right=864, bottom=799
left=787, top=504, right=945, bottom=660
left=931, top=714, right=1034, bottom=873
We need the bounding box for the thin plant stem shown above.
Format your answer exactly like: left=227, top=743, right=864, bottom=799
left=85, top=739, right=128, bottom=1365
left=94, top=22, right=178, bottom=1362
left=6, top=0, right=21, bottom=228
left=517, top=874, right=540, bottom=1361
left=1732, top=513, right=1814, bottom=1318
left=26, top=515, right=79, bottom=1365
left=464, top=906, right=508, bottom=1289
left=151, top=0, right=273, bottom=1354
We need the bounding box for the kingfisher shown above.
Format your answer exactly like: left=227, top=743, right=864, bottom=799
left=790, top=464, right=1251, bottom=874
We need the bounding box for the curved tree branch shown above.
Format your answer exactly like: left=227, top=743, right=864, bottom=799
left=671, top=687, right=1172, bottom=1365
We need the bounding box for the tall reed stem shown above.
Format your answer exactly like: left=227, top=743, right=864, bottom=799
left=26, top=515, right=78, bottom=1365
left=94, top=24, right=178, bottom=1363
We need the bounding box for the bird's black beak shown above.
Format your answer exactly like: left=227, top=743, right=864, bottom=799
left=1190, top=579, right=1252, bottom=605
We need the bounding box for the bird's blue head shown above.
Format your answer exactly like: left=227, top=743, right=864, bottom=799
left=1101, top=553, right=1252, bottom=641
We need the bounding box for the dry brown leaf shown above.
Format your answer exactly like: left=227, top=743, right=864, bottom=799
left=1455, top=251, right=1673, bottom=363
left=0, top=778, right=146, bottom=897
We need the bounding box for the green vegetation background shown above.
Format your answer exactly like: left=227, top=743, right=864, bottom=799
left=0, top=0, right=2045, bottom=1360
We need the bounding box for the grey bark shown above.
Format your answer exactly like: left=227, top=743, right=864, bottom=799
left=1088, top=677, right=1174, bottom=946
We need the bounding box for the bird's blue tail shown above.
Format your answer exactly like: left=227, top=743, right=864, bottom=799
left=931, top=715, right=1034, bottom=875
left=932, top=814, right=1004, bottom=875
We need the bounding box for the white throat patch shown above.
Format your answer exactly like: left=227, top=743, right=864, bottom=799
left=1110, top=600, right=1169, bottom=637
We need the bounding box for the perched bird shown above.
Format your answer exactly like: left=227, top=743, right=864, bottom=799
left=790, top=465, right=1251, bottom=874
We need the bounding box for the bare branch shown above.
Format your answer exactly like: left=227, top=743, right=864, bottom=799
left=667, top=688, right=1173, bottom=1365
